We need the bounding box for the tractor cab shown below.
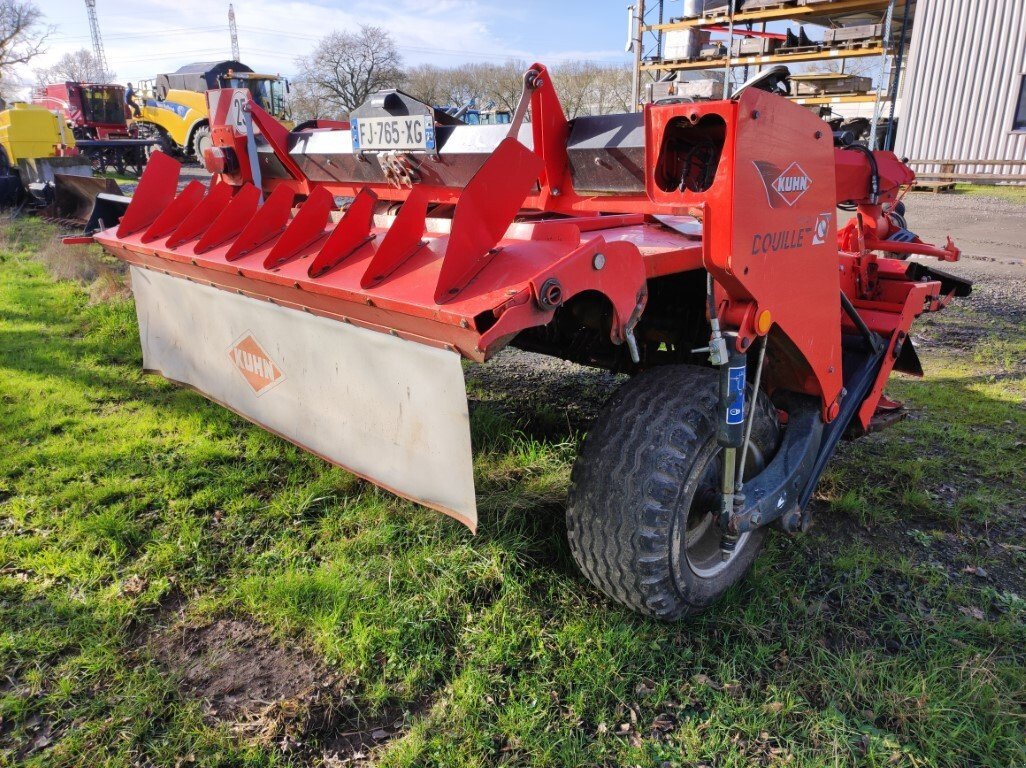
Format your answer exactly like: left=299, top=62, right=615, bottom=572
left=219, top=71, right=289, bottom=121
left=137, top=60, right=291, bottom=159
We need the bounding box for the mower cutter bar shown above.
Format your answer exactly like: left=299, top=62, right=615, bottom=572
left=88, top=148, right=660, bottom=528
left=94, top=151, right=651, bottom=361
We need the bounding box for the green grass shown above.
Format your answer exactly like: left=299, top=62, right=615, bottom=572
left=1, top=218, right=1024, bottom=766
left=952, top=183, right=1026, bottom=203
left=96, top=171, right=139, bottom=187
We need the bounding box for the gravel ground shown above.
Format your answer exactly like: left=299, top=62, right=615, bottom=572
left=906, top=192, right=1026, bottom=323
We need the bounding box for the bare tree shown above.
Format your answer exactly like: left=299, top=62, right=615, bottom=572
left=295, top=25, right=404, bottom=115
left=592, top=65, right=633, bottom=115
left=475, top=60, right=527, bottom=115
left=794, top=53, right=880, bottom=79
left=551, top=61, right=605, bottom=119
left=0, top=0, right=50, bottom=83
left=35, top=48, right=114, bottom=85
left=287, top=78, right=338, bottom=122
left=406, top=59, right=636, bottom=119
left=404, top=63, right=484, bottom=110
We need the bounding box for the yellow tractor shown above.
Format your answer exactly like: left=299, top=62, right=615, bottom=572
left=0, top=102, right=98, bottom=211
left=135, top=60, right=291, bottom=160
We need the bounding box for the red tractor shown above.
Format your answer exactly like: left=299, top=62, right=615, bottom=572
left=76, top=65, right=969, bottom=619
left=34, top=82, right=154, bottom=176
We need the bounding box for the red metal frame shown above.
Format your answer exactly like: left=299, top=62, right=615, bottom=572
left=89, top=64, right=963, bottom=427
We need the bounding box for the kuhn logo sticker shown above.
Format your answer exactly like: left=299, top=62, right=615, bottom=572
left=228, top=332, right=284, bottom=396
left=753, top=160, right=813, bottom=208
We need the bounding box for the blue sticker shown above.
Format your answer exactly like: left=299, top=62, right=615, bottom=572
left=152, top=100, right=190, bottom=118
left=726, top=366, right=746, bottom=425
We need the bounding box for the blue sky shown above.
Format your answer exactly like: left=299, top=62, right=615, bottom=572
left=29, top=0, right=635, bottom=85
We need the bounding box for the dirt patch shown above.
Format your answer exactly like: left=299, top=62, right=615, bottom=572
left=5, top=713, right=63, bottom=762
left=150, top=617, right=417, bottom=764
left=466, top=350, right=624, bottom=438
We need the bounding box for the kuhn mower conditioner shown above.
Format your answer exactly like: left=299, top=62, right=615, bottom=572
left=78, top=65, right=969, bottom=618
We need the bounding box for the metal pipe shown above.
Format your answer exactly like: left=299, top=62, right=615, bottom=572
left=655, top=0, right=665, bottom=63
left=243, top=105, right=263, bottom=203
left=630, top=0, right=646, bottom=112
left=869, top=0, right=897, bottom=150
left=736, top=333, right=768, bottom=492
left=840, top=291, right=881, bottom=353
left=722, top=2, right=736, bottom=98
left=720, top=447, right=737, bottom=519
left=885, top=0, right=914, bottom=151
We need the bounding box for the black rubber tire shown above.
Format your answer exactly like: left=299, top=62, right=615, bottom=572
left=566, top=365, right=780, bottom=620
left=90, top=149, right=108, bottom=175
left=0, top=146, right=23, bottom=208
left=191, top=124, right=211, bottom=160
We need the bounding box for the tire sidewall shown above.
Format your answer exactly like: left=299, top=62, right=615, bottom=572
left=192, top=126, right=211, bottom=160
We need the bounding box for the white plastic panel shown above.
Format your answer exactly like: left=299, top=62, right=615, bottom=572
left=129, top=266, right=478, bottom=529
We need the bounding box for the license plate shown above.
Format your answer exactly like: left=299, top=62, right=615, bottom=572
left=351, top=115, right=436, bottom=152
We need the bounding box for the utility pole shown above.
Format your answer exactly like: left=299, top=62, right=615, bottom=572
left=229, top=3, right=241, bottom=61
left=629, top=0, right=646, bottom=112
left=83, top=0, right=110, bottom=80
left=868, top=0, right=897, bottom=150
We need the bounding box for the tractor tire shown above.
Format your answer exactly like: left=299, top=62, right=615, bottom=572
left=191, top=125, right=212, bottom=161
left=566, top=365, right=780, bottom=620
left=135, top=123, right=173, bottom=158
left=89, top=149, right=108, bottom=175
left=0, top=147, right=23, bottom=208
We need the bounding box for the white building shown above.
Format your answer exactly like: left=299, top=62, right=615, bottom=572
left=896, top=0, right=1026, bottom=181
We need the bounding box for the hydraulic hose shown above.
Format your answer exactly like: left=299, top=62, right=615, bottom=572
left=843, top=143, right=880, bottom=204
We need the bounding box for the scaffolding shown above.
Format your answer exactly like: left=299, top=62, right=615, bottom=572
left=634, top=0, right=916, bottom=148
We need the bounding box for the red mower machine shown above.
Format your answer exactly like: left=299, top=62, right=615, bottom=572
left=77, top=65, right=969, bottom=619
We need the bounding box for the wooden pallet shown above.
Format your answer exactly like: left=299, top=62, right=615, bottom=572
left=794, top=90, right=873, bottom=98
left=778, top=44, right=825, bottom=54
left=836, top=39, right=880, bottom=50
left=740, top=1, right=796, bottom=10
left=911, top=181, right=956, bottom=194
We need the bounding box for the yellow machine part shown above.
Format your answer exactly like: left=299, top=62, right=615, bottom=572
left=0, top=103, right=77, bottom=164
left=136, top=84, right=292, bottom=157
left=136, top=89, right=208, bottom=154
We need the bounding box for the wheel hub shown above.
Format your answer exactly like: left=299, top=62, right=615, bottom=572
left=684, top=443, right=765, bottom=578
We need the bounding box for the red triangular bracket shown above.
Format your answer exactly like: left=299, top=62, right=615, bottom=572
left=263, top=186, right=335, bottom=268
left=116, top=151, right=180, bottom=237
left=140, top=180, right=206, bottom=243
left=195, top=184, right=262, bottom=254
left=360, top=186, right=429, bottom=289
left=434, top=137, right=542, bottom=303
left=224, top=185, right=294, bottom=262
left=165, top=182, right=234, bottom=249
left=308, top=188, right=378, bottom=278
